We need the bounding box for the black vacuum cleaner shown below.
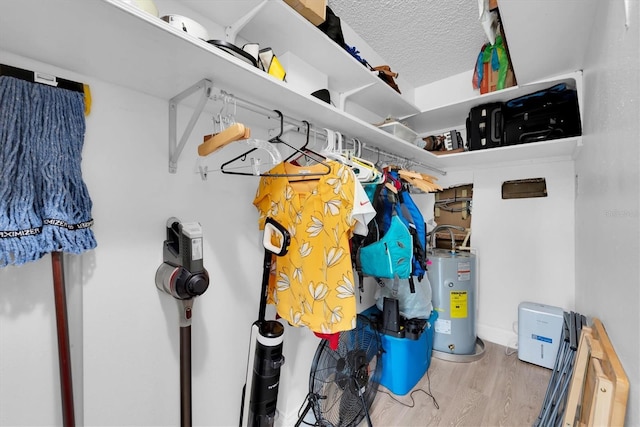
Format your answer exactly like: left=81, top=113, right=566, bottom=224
left=155, top=218, right=210, bottom=427
left=240, top=217, right=291, bottom=427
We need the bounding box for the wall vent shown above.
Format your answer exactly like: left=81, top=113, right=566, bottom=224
left=502, top=178, right=547, bottom=199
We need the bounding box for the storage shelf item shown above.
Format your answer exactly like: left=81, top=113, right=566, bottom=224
left=0, top=0, right=430, bottom=170
left=422, top=136, right=582, bottom=172
left=0, top=0, right=586, bottom=175
left=404, top=71, right=584, bottom=171
left=377, top=121, right=419, bottom=144
left=404, top=72, right=583, bottom=135
left=184, top=0, right=420, bottom=119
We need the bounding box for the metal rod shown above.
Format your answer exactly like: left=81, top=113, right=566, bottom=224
left=180, top=326, right=192, bottom=427
left=552, top=351, right=576, bottom=426
left=51, top=251, right=76, bottom=427
left=360, top=144, right=446, bottom=175
left=214, top=89, right=447, bottom=175
left=537, top=341, right=566, bottom=425
left=540, top=346, right=573, bottom=426
left=216, top=90, right=304, bottom=130
left=294, top=400, right=313, bottom=427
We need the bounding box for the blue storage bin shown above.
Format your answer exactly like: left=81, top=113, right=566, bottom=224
left=361, top=306, right=437, bottom=396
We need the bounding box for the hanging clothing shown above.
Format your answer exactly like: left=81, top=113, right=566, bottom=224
left=253, top=160, right=374, bottom=334
left=0, top=76, right=96, bottom=266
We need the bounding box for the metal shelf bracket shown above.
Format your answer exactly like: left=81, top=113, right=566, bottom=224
left=337, top=83, right=375, bottom=111
left=168, top=79, right=213, bottom=173
left=225, top=0, right=269, bottom=44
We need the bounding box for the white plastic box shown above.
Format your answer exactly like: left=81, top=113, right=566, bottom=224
left=377, top=121, right=418, bottom=143
left=518, top=301, right=565, bottom=369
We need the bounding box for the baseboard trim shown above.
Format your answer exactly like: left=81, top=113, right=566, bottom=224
left=478, top=323, right=518, bottom=350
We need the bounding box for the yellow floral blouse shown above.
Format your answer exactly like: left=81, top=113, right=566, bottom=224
left=253, top=160, right=373, bottom=334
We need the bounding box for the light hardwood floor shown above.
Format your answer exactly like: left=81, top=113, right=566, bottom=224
left=366, top=341, right=551, bottom=426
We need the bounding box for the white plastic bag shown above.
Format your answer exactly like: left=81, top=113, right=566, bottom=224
left=375, top=276, right=433, bottom=319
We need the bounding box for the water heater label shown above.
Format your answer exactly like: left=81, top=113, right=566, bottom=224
left=450, top=291, right=468, bottom=318
left=435, top=318, right=451, bottom=334
left=457, top=262, right=471, bottom=281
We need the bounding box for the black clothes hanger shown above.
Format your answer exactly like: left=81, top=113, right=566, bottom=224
left=276, top=120, right=333, bottom=182
left=219, top=111, right=331, bottom=178
left=261, top=112, right=331, bottom=179
left=217, top=137, right=282, bottom=176
left=281, top=119, right=326, bottom=163
left=268, top=117, right=331, bottom=180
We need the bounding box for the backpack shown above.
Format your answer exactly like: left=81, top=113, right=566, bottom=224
left=378, top=170, right=428, bottom=281
left=352, top=170, right=428, bottom=294
left=359, top=214, right=413, bottom=280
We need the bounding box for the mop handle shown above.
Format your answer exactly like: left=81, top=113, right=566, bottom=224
left=51, top=251, right=76, bottom=427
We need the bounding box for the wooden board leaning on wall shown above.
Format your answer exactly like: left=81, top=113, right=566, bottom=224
left=562, top=318, right=629, bottom=426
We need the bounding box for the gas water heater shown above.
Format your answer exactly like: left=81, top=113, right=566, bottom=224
left=427, top=249, right=477, bottom=355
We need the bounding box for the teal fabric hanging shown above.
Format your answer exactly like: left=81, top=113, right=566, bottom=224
left=0, top=75, right=96, bottom=266
left=359, top=215, right=413, bottom=280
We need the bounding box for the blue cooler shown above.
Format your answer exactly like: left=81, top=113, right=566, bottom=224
left=362, top=306, right=437, bottom=396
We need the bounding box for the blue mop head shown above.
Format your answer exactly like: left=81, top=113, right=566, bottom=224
left=0, top=75, right=97, bottom=266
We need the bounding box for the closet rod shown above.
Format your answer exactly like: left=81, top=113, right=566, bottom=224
left=213, top=89, right=445, bottom=176
left=360, top=143, right=446, bottom=176
left=214, top=90, right=308, bottom=132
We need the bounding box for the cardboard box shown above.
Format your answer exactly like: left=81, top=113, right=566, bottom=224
left=434, top=184, right=473, bottom=249
left=284, top=0, right=326, bottom=26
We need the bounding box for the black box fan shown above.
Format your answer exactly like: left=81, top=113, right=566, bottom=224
left=295, top=315, right=382, bottom=427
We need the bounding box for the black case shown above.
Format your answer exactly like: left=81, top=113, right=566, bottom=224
left=466, top=102, right=504, bottom=150
left=502, top=83, right=581, bottom=145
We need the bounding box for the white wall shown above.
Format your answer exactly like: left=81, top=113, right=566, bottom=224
left=414, top=69, right=476, bottom=112
left=3, top=49, right=577, bottom=425
left=1, top=1, right=637, bottom=425
left=419, top=160, right=576, bottom=349
left=0, top=48, right=331, bottom=425
left=575, top=0, right=640, bottom=425
left=413, top=67, right=578, bottom=350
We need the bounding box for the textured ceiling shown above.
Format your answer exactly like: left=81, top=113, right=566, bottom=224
left=328, top=0, right=490, bottom=89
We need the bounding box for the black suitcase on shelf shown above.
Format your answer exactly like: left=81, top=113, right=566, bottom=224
left=502, top=83, right=581, bottom=145
left=466, top=102, right=504, bottom=150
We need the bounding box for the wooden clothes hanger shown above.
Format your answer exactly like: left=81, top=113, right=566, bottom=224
left=396, top=167, right=443, bottom=193
left=200, top=101, right=284, bottom=177
left=198, top=123, right=250, bottom=156
left=199, top=98, right=250, bottom=156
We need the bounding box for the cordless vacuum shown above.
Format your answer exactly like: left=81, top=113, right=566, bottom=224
left=240, top=217, right=291, bottom=427
left=155, top=218, right=210, bottom=427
